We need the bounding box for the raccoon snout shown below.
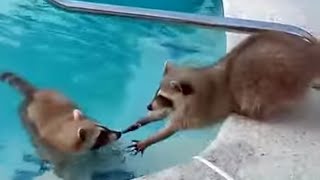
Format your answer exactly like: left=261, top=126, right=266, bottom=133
left=115, top=131, right=122, bottom=139
left=109, top=131, right=122, bottom=141
left=91, top=130, right=121, bottom=150
left=147, top=104, right=153, bottom=111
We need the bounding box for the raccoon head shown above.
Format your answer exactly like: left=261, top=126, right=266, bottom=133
left=147, top=89, right=174, bottom=112
left=146, top=61, right=194, bottom=112
left=70, top=109, right=121, bottom=152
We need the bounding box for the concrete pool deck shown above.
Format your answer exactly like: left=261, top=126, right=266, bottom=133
left=134, top=0, right=320, bottom=179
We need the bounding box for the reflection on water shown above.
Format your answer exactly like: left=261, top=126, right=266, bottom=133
left=0, top=0, right=226, bottom=179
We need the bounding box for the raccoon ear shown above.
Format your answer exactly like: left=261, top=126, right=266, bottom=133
left=164, top=61, right=174, bottom=75
left=170, top=80, right=182, bottom=91
left=73, top=109, right=83, bottom=121
left=77, top=128, right=86, bottom=142
left=170, top=80, right=194, bottom=95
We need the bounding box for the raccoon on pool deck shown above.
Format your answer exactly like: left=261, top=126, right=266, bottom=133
left=0, top=72, right=122, bottom=180
left=124, top=31, right=320, bottom=155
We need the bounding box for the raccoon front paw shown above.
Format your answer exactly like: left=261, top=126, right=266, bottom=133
left=122, top=123, right=142, bottom=134
left=126, top=140, right=147, bottom=156
left=39, top=160, right=51, bottom=173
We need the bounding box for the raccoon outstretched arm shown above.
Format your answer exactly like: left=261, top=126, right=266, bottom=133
left=144, top=125, right=177, bottom=146
left=128, top=125, right=177, bottom=155
left=122, top=117, right=160, bottom=134
left=122, top=109, right=169, bottom=134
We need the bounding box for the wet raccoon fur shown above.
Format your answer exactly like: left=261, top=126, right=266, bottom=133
left=0, top=72, right=122, bottom=179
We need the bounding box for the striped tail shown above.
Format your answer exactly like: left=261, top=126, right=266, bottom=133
left=0, top=72, right=36, bottom=98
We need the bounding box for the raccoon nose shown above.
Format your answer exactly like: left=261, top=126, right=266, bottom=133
left=116, top=131, right=122, bottom=139
left=109, top=131, right=122, bottom=141
left=147, top=104, right=153, bottom=111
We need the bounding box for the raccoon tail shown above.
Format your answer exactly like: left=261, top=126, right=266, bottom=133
left=0, top=72, right=37, bottom=98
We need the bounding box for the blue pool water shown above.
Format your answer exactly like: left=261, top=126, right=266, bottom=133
left=0, top=0, right=226, bottom=179
left=83, top=0, right=224, bottom=15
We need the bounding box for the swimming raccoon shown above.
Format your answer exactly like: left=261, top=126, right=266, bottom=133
left=125, top=31, right=320, bottom=155
left=0, top=72, right=122, bottom=179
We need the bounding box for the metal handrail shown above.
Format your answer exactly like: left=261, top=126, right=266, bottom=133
left=46, top=0, right=317, bottom=43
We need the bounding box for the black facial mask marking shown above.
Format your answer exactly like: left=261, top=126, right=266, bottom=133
left=90, top=126, right=121, bottom=151
left=91, top=130, right=109, bottom=150
left=148, top=86, right=174, bottom=110
left=157, top=95, right=173, bottom=108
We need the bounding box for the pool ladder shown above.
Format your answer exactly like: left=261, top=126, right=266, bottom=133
left=47, top=0, right=316, bottom=43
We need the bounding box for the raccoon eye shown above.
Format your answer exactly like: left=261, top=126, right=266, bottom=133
left=77, top=128, right=86, bottom=142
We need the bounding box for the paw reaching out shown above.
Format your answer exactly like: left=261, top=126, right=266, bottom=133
left=126, top=140, right=148, bottom=156
left=122, top=123, right=142, bottom=134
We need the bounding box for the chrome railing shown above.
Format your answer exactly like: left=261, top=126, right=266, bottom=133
left=46, top=0, right=316, bottom=43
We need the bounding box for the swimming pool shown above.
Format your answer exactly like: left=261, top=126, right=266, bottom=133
left=81, top=0, right=224, bottom=15
left=0, top=0, right=226, bottom=179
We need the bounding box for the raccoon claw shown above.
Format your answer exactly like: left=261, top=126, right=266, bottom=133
left=39, top=160, right=51, bottom=173
left=126, top=140, right=146, bottom=156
